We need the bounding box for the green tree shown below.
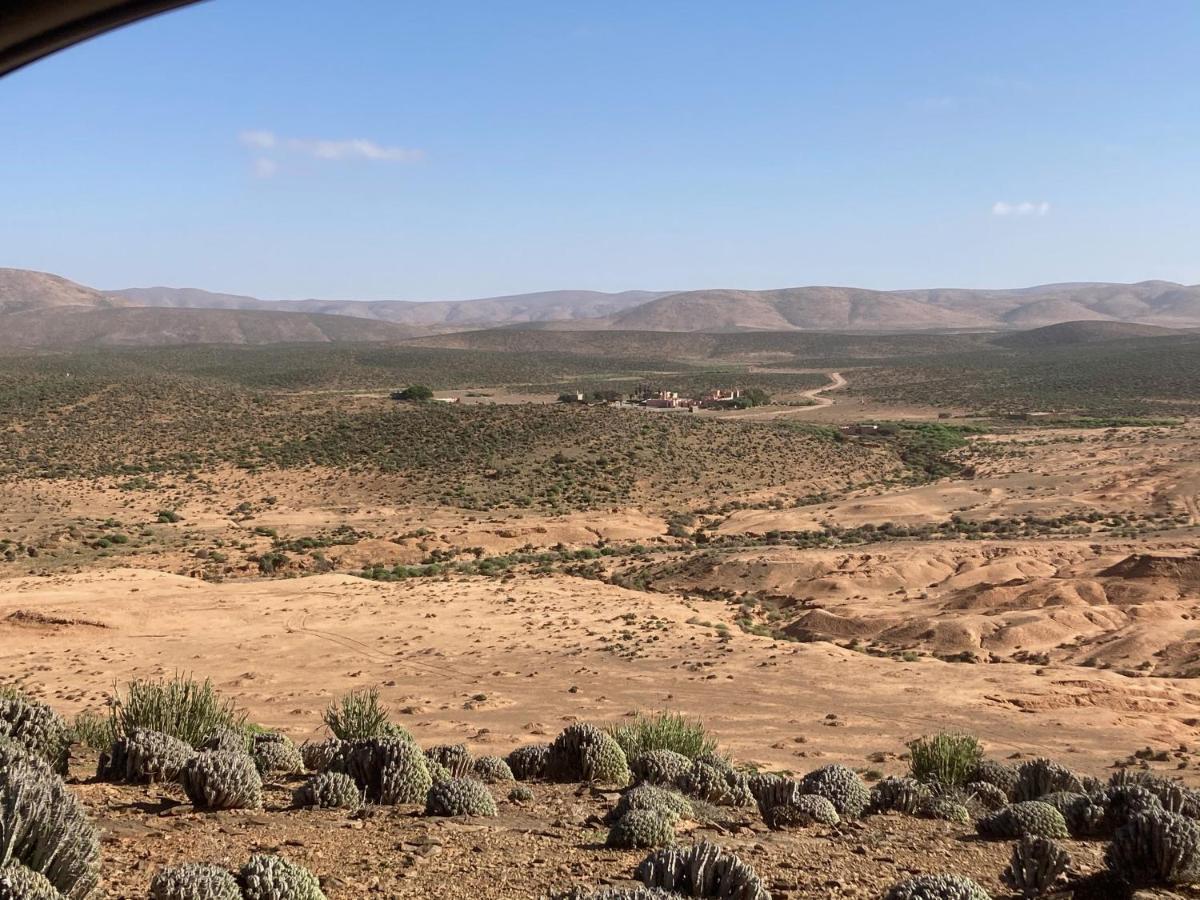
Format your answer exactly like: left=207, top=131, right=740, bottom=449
left=392, top=384, right=434, bottom=402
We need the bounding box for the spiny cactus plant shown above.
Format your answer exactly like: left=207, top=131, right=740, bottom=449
left=426, top=744, right=474, bottom=778
left=548, top=724, right=630, bottom=785
left=199, top=727, right=250, bottom=754
left=965, top=781, right=1008, bottom=812
left=1104, top=783, right=1164, bottom=832
left=99, top=727, right=196, bottom=784
left=637, top=840, right=769, bottom=900
left=677, top=761, right=753, bottom=808
left=149, top=863, right=242, bottom=900
left=473, top=755, right=515, bottom=783
left=239, top=855, right=326, bottom=900
left=631, top=750, right=693, bottom=787
left=299, top=737, right=344, bottom=773
left=800, top=764, right=870, bottom=819
left=0, top=753, right=101, bottom=900
left=607, top=809, right=676, bottom=849
left=1013, top=758, right=1082, bottom=802
left=292, top=771, right=362, bottom=810
left=765, top=794, right=840, bottom=829
left=871, top=776, right=932, bottom=815
left=425, top=776, right=498, bottom=817
left=1105, top=809, right=1200, bottom=886
left=607, top=786, right=694, bottom=825
left=331, top=737, right=431, bottom=805
left=179, top=750, right=263, bottom=810
left=0, top=863, right=65, bottom=900
left=507, top=784, right=534, bottom=803
left=252, top=733, right=304, bottom=776
left=1039, top=791, right=1106, bottom=838
left=555, top=889, right=677, bottom=900
left=968, top=759, right=1017, bottom=798
left=1001, top=835, right=1071, bottom=898
left=882, top=874, right=991, bottom=900
left=1109, top=769, right=1200, bottom=817
left=507, top=743, right=550, bottom=781
left=0, top=694, right=70, bottom=775
left=976, top=801, right=1069, bottom=840
left=920, top=797, right=971, bottom=825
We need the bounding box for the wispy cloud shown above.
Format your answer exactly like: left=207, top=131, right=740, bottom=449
left=992, top=200, right=1050, bottom=217
left=238, top=129, right=424, bottom=176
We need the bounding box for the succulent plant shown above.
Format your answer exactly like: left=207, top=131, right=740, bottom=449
left=637, top=840, right=769, bottom=900
left=252, top=732, right=304, bottom=776
left=1105, top=809, right=1200, bottom=886
left=507, top=785, right=534, bottom=803
left=426, top=758, right=451, bottom=784
left=0, top=753, right=100, bottom=900
left=99, top=728, right=195, bottom=783
left=1109, top=769, right=1200, bottom=817
left=179, top=750, right=263, bottom=810
left=473, top=755, right=515, bottom=783
left=1039, top=791, right=1106, bottom=837
left=968, top=759, right=1018, bottom=798
left=0, top=695, right=71, bottom=775
left=607, top=786, right=694, bottom=825
left=424, top=776, right=498, bottom=817
left=765, top=794, right=840, bottom=829
left=1013, top=758, right=1082, bottom=802
left=631, top=750, right=693, bottom=787
left=882, top=874, right=991, bottom=900
left=800, top=764, right=870, bottom=819
left=1001, top=835, right=1071, bottom=898
left=871, top=776, right=932, bottom=815
left=507, top=743, right=550, bottom=781
left=426, top=744, right=474, bottom=778
left=965, top=781, right=1008, bottom=812
left=299, top=737, right=344, bottom=773
left=555, top=889, right=677, bottom=900
left=976, top=801, right=1070, bottom=840
left=607, top=809, right=677, bottom=849
left=149, top=863, right=242, bottom=900
left=293, top=771, right=361, bottom=810
left=548, top=724, right=630, bottom=786
left=1104, top=784, right=1164, bottom=832
left=199, top=727, right=250, bottom=755
left=0, top=864, right=66, bottom=900
left=920, top=797, right=971, bottom=825
left=331, top=737, right=431, bottom=805
left=239, top=855, right=326, bottom=900
left=677, top=761, right=753, bottom=807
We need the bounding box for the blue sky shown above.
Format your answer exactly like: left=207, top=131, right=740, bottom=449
left=2, top=1, right=1198, bottom=300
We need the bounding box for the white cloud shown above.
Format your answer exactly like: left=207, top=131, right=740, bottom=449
left=238, top=129, right=424, bottom=175
left=992, top=200, right=1050, bottom=217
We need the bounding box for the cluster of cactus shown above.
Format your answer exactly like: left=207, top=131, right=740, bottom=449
left=507, top=784, right=534, bottom=803
left=426, top=744, right=474, bottom=778
left=99, top=727, right=195, bottom=784
left=252, top=732, right=304, bottom=776
left=0, top=694, right=71, bottom=775
left=180, top=750, right=263, bottom=810
left=507, top=743, right=550, bottom=781
left=766, top=794, right=840, bottom=829
left=547, top=724, right=630, bottom=786
left=799, top=764, right=870, bottom=819
left=150, top=863, right=242, bottom=900
left=608, top=786, right=694, bottom=825
left=330, top=737, right=431, bottom=805
left=870, top=776, right=932, bottom=815
left=968, top=759, right=1017, bottom=798
left=1001, top=836, right=1071, bottom=898
left=607, top=809, right=676, bottom=849
left=630, top=750, right=692, bottom=787
left=920, top=796, right=971, bottom=825
left=556, top=889, right=676, bottom=900
left=1013, top=758, right=1083, bottom=802
left=473, top=755, right=515, bottom=783
left=1104, top=808, right=1200, bottom=886
left=299, top=737, right=344, bottom=773
left=676, top=758, right=752, bottom=807
left=0, top=750, right=100, bottom=899
left=200, top=727, right=250, bottom=755
left=1039, top=791, right=1106, bottom=838
left=976, top=801, right=1069, bottom=840
left=424, top=776, right=498, bottom=817
left=1111, top=769, right=1200, bottom=817
left=0, top=864, right=64, bottom=900
left=965, top=781, right=1008, bottom=812
left=882, top=874, right=991, bottom=900
left=637, top=840, right=769, bottom=900
left=293, top=771, right=362, bottom=810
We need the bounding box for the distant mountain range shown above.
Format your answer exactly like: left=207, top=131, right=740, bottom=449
left=2, top=266, right=1200, bottom=348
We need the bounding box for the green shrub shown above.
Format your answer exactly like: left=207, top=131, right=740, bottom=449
left=907, top=732, right=983, bottom=788
left=71, top=709, right=115, bottom=751
left=110, top=674, right=245, bottom=748
left=322, top=688, right=407, bottom=741
left=606, top=711, right=719, bottom=760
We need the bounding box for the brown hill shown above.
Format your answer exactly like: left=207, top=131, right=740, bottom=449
left=994, top=320, right=1183, bottom=348
left=0, top=267, right=119, bottom=314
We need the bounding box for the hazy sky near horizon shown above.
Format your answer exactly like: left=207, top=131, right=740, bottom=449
left=2, top=1, right=1198, bottom=301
